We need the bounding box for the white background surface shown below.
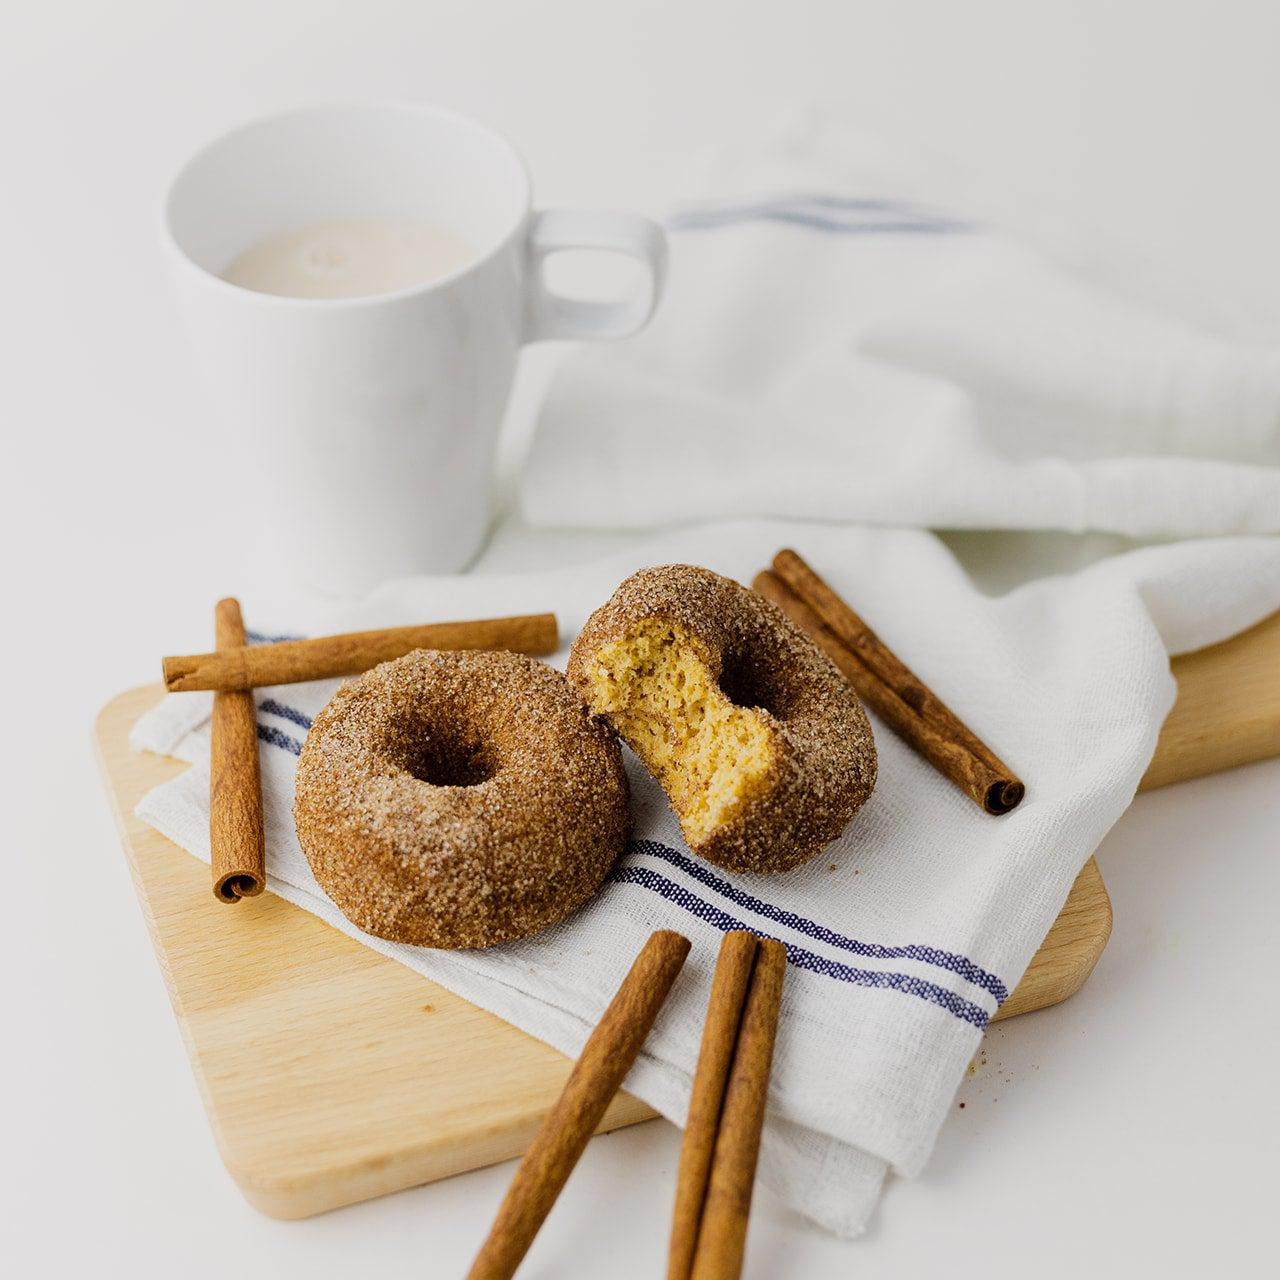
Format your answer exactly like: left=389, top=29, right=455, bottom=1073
left=3, top=3, right=1278, bottom=1276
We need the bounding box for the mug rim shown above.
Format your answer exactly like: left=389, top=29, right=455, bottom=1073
left=161, top=101, right=533, bottom=309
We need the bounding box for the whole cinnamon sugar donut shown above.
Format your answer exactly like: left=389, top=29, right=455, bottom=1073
left=568, top=565, right=876, bottom=873
left=294, top=648, right=629, bottom=948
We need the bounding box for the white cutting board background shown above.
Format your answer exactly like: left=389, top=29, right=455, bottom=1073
left=5, top=4, right=1280, bottom=1278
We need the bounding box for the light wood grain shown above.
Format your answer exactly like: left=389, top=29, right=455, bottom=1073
left=92, top=612, right=1280, bottom=1217
left=1140, top=610, right=1280, bottom=790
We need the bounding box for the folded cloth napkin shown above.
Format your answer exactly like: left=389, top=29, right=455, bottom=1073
left=132, top=520, right=1280, bottom=1235
left=522, top=124, right=1280, bottom=538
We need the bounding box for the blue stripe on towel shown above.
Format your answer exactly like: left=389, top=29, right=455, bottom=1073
left=627, top=840, right=1008, bottom=1003
left=665, top=191, right=973, bottom=236
left=256, top=723, right=303, bottom=755
left=258, top=698, right=313, bottom=731
left=751, top=192, right=968, bottom=221
left=668, top=209, right=972, bottom=235
left=791, top=193, right=929, bottom=213
left=609, top=865, right=989, bottom=1028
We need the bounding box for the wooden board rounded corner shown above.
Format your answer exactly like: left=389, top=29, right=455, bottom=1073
left=1141, top=610, right=1280, bottom=791
left=991, top=858, right=1113, bottom=1023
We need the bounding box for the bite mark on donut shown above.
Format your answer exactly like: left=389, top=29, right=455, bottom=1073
left=582, top=618, right=777, bottom=846
left=569, top=564, right=877, bottom=872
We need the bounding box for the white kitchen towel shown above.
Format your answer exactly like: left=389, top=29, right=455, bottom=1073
left=131, top=520, right=1280, bottom=1236
left=522, top=123, right=1280, bottom=538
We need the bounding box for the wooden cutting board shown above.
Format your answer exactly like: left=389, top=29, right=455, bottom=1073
left=94, top=612, right=1280, bottom=1218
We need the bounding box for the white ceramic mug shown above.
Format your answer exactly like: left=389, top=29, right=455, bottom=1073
left=163, top=104, right=667, bottom=591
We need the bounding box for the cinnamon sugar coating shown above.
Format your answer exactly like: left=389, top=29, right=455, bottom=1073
left=294, top=649, right=629, bottom=948
left=568, top=565, right=876, bottom=873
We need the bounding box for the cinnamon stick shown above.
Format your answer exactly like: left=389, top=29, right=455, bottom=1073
left=467, top=930, right=691, bottom=1280
left=688, top=938, right=787, bottom=1280
left=209, top=598, right=266, bottom=902
left=759, top=550, right=1024, bottom=814
left=163, top=612, right=559, bottom=692
left=668, top=931, right=759, bottom=1280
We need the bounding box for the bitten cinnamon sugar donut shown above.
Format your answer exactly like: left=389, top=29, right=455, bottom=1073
left=294, top=648, right=629, bottom=949
left=568, top=565, right=876, bottom=874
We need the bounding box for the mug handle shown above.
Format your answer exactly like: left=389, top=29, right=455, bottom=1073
left=523, top=209, right=668, bottom=342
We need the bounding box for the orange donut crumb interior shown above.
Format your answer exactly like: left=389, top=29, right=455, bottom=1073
left=582, top=619, right=777, bottom=846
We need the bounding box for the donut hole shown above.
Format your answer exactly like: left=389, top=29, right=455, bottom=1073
left=583, top=618, right=776, bottom=845
left=400, top=734, right=491, bottom=788
left=716, top=651, right=777, bottom=717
